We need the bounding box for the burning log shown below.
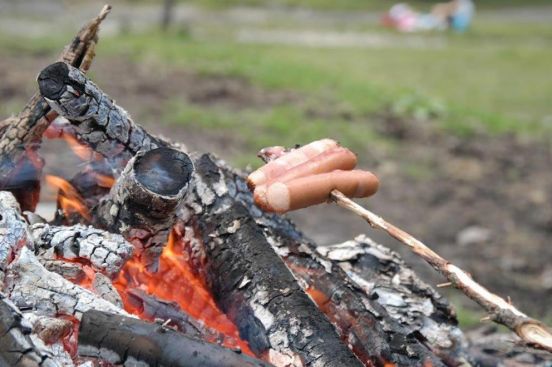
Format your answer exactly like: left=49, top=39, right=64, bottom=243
left=0, top=5, right=111, bottom=211
left=37, top=62, right=170, bottom=169
left=78, top=310, right=272, bottom=367
left=318, top=236, right=466, bottom=359
left=185, top=155, right=460, bottom=366
left=5, top=247, right=127, bottom=319
left=0, top=294, right=61, bottom=367
left=186, top=154, right=363, bottom=367
left=94, top=147, right=193, bottom=270
left=31, top=222, right=134, bottom=277
left=125, top=288, right=228, bottom=342
left=269, top=232, right=456, bottom=366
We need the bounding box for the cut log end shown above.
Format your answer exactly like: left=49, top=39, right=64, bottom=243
left=38, top=62, right=76, bottom=101
left=134, top=147, right=193, bottom=197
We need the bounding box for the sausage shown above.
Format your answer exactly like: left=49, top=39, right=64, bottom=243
left=254, top=170, right=379, bottom=213
left=253, top=147, right=358, bottom=206
left=247, top=139, right=338, bottom=189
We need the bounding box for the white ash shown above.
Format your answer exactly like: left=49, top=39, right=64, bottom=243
left=5, top=247, right=129, bottom=320
left=31, top=223, right=133, bottom=277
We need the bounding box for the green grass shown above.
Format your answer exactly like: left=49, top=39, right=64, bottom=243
left=1, top=9, right=551, bottom=165
left=93, top=23, right=552, bottom=137
left=151, top=0, right=552, bottom=11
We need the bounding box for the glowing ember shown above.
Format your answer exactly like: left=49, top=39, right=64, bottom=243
left=45, top=175, right=91, bottom=221
left=113, top=229, right=253, bottom=356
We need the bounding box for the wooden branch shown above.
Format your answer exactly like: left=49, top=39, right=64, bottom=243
left=0, top=5, right=111, bottom=211
left=31, top=222, right=134, bottom=277
left=0, top=294, right=62, bottom=367
left=38, top=61, right=169, bottom=169
left=186, top=154, right=363, bottom=367
left=78, top=310, right=273, bottom=367
left=330, top=189, right=552, bottom=353
left=125, top=288, right=228, bottom=343
left=94, top=147, right=193, bottom=270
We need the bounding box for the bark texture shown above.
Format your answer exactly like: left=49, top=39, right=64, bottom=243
left=31, top=222, right=133, bottom=277
left=94, top=147, right=193, bottom=270
left=78, top=310, right=272, bottom=367
left=318, top=235, right=466, bottom=359
left=184, top=155, right=460, bottom=366
left=185, top=154, right=364, bottom=367
left=38, top=62, right=168, bottom=169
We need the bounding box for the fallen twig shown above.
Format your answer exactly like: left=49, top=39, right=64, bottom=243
left=329, top=189, right=552, bottom=353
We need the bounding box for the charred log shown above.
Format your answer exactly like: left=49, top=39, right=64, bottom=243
left=38, top=62, right=169, bottom=169
left=94, top=147, right=193, bottom=270
left=31, top=222, right=133, bottom=277
left=0, top=6, right=111, bottom=211
left=0, top=294, right=61, bottom=367
left=78, top=310, right=272, bottom=367
left=126, top=288, right=225, bottom=342
left=5, top=247, right=127, bottom=319
left=318, top=235, right=465, bottom=357
left=185, top=154, right=363, bottom=367
left=185, top=155, right=460, bottom=366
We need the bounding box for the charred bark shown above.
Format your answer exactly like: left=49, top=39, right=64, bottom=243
left=185, top=154, right=363, bottom=367
left=38, top=62, right=170, bottom=169
left=318, top=235, right=465, bottom=357
left=31, top=222, right=134, bottom=277
left=94, top=147, right=193, bottom=270
left=0, top=294, right=61, bottom=367
left=0, top=6, right=110, bottom=211
left=184, top=155, right=461, bottom=366
left=126, top=288, right=227, bottom=342
left=78, top=310, right=272, bottom=367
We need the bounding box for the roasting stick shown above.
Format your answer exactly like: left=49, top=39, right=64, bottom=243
left=329, top=189, right=552, bottom=352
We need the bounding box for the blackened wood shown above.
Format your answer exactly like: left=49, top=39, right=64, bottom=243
left=0, top=6, right=110, bottom=211
left=185, top=154, right=363, bottom=367
left=319, top=236, right=465, bottom=358
left=0, top=294, right=61, bottom=367
left=94, top=147, right=193, bottom=270
left=78, top=310, right=272, bottom=367
left=126, top=288, right=222, bottom=342
left=185, top=155, right=458, bottom=366
left=38, top=62, right=169, bottom=169
left=31, top=222, right=134, bottom=277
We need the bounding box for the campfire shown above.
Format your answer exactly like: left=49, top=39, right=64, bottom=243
left=1, top=5, right=551, bottom=367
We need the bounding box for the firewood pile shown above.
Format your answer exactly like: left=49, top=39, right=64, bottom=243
left=1, top=5, right=551, bottom=367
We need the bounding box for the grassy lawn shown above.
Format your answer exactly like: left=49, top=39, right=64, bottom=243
left=1, top=9, right=551, bottom=164
left=173, top=0, right=552, bottom=11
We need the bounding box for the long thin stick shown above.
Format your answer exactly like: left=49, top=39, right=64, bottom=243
left=330, top=189, right=552, bottom=352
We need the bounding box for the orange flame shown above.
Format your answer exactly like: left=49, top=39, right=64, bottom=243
left=63, top=134, right=95, bottom=161
left=45, top=175, right=91, bottom=221
left=92, top=172, right=115, bottom=188
left=114, top=230, right=253, bottom=355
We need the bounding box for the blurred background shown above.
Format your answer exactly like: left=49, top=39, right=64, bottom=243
left=1, top=0, right=551, bottom=329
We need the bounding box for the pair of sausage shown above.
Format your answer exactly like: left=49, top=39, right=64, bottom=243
left=248, top=139, right=379, bottom=214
